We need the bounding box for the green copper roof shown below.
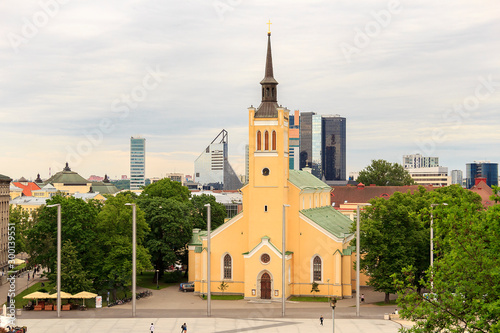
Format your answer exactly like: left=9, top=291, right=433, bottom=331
left=0, top=174, right=12, bottom=181
left=300, top=206, right=353, bottom=238
left=91, top=183, right=119, bottom=194
left=45, top=163, right=88, bottom=185
left=189, top=230, right=207, bottom=246
left=289, top=170, right=331, bottom=190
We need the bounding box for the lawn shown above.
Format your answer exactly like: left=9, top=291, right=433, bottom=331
left=136, top=271, right=186, bottom=290
left=200, top=294, right=244, bottom=300
left=289, top=296, right=330, bottom=302
left=11, top=282, right=55, bottom=308
left=373, top=300, right=398, bottom=306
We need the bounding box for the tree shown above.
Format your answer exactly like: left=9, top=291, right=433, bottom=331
left=394, top=203, right=500, bottom=332
left=9, top=206, right=33, bottom=255
left=94, top=193, right=152, bottom=298
left=60, top=240, right=92, bottom=294
left=355, top=188, right=429, bottom=303
left=27, top=195, right=102, bottom=284
left=357, top=159, right=415, bottom=186
left=191, top=194, right=227, bottom=231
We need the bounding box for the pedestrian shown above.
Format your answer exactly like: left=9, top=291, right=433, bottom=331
left=320, top=315, right=324, bottom=325
left=27, top=274, right=30, bottom=281
left=149, top=322, right=154, bottom=333
left=181, top=322, right=187, bottom=333
left=361, top=293, right=365, bottom=303
left=33, top=271, right=35, bottom=279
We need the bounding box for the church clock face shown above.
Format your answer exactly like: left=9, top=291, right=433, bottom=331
left=262, top=168, right=270, bottom=176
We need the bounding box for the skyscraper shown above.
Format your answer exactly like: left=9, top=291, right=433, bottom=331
left=130, top=137, right=145, bottom=190
left=451, top=170, right=463, bottom=186
left=466, top=161, right=498, bottom=189
left=322, top=115, right=346, bottom=181
left=288, top=110, right=300, bottom=170
left=299, top=112, right=322, bottom=178
left=194, top=129, right=242, bottom=190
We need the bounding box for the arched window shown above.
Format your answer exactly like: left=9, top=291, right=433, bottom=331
left=313, top=256, right=322, bottom=281
left=257, top=131, right=261, bottom=151
left=223, top=254, right=232, bottom=280
left=272, top=131, right=276, bottom=150
left=264, top=131, right=269, bottom=150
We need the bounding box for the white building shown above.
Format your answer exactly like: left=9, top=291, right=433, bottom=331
left=407, top=166, right=450, bottom=186
left=451, top=170, right=463, bottom=186
left=403, top=153, right=439, bottom=169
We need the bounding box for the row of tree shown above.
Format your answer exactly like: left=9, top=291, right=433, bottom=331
left=10, top=179, right=227, bottom=298
left=357, top=184, right=499, bottom=332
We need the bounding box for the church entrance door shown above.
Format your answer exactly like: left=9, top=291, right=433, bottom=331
left=261, top=273, right=271, bottom=299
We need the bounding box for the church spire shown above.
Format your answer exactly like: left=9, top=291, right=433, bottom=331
left=255, top=23, right=279, bottom=118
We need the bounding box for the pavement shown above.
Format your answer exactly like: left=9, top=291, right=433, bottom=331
left=2, top=272, right=415, bottom=332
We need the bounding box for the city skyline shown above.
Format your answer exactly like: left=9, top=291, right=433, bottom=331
left=1, top=1, right=499, bottom=180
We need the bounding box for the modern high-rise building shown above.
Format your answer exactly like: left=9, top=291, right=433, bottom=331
left=194, top=129, right=242, bottom=190
left=322, top=115, right=346, bottom=182
left=288, top=110, right=300, bottom=170
left=451, top=170, right=463, bottom=186
left=130, top=137, right=146, bottom=190
left=299, top=112, right=322, bottom=178
left=466, top=161, right=498, bottom=189
left=407, top=167, right=450, bottom=186
left=403, top=153, right=439, bottom=169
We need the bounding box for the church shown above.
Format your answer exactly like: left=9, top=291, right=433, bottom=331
left=188, top=29, right=357, bottom=300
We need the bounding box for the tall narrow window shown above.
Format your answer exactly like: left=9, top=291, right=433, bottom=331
left=257, top=131, right=262, bottom=150
left=265, top=131, right=269, bottom=150
left=313, top=256, right=322, bottom=281
left=272, top=131, right=276, bottom=150
left=224, top=254, right=232, bottom=279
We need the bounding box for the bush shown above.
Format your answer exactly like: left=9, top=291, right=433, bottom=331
left=163, top=270, right=183, bottom=283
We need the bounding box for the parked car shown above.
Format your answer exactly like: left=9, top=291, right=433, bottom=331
left=179, top=282, right=194, bottom=292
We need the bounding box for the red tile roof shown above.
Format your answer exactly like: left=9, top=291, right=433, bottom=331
left=331, top=184, right=436, bottom=206
left=12, top=182, right=41, bottom=196
left=469, top=180, right=496, bottom=208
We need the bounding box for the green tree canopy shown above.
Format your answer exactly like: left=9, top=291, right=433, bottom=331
left=9, top=205, right=34, bottom=255
left=394, top=201, right=500, bottom=332
left=140, top=178, right=191, bottom=202
left=60, top=239, right=92, bottom=294
left=191, top=193, right=227, bottom=231
left=93, top=193, right=152, bottom=296
left=357, top=159, right=415, bottom=186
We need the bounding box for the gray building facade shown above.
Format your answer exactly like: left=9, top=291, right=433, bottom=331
left=130, top=137, right=146, bottom=190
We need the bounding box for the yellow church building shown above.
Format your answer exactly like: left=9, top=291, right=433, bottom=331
left=188, top=30, right=357, bottom=300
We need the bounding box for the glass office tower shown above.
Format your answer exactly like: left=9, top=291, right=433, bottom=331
left=466, top=162, right=498, bottom=189
left=299, top=112, right=321, bottom=178
left=322, top=115, right=346, bottom=181
left=130, top=137, right=146, bottom=190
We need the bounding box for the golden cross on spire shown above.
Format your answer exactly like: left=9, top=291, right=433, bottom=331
left=266, top=20, right=272, bottom=34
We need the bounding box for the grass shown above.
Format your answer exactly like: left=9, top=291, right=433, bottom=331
left=136, top=271, right=186, bottom=290
left=289, top=296, right=330, bottom=302
left=11, top=282, right=55, bottom=308
left=373, top=300, right=398, bottom=306
left=200, top=294, right=244, bottom=300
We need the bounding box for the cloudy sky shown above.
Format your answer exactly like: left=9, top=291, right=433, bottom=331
left=1, top=0, right=499, bottom=181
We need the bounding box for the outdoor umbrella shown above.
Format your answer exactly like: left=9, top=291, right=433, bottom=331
left=72, top=291, right=98, bottom=306
left=23, top=291, right=50, bottom=305
left=47, top=291, right=73, bottom=299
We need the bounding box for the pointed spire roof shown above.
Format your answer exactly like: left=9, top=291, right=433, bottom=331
left=255, top=31, right=279, bottom=118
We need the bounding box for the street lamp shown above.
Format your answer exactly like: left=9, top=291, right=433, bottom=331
left=46, top=204, right=61, bottom=318
left=125, top=203, right=137, bottom=317
left=282, top=204, right=290, bottom=318
left=204, top=203, right=211, bottom=317
left=356, top=203, right=371, bottom=317
left=330, top=297, right=337, bottom=333
left=430, top=203, right=447, bottom=289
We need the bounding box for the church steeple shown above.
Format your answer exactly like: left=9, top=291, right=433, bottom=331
left=255, top=26, right=279, bottom=118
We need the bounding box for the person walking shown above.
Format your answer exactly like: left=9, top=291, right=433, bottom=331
left=181, top=323, right=187, bottom=333
left=149, top=322, right=154, bottom=333
left=320, top=315, right=324, bottom=326
left=361, top=293, right=365, bottom=303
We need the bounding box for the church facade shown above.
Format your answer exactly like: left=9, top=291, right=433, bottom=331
left=188, top=31, right=356, bottom=299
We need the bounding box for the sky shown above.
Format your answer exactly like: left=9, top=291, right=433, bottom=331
left=1, top=0, right=499, bottom=181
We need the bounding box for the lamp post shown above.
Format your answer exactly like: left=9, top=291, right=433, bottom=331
left=125, top=203, right=137, bottom=317
left=156, top=270, right=159, bottom=289
left=46, top=203, right=61, bottom=318
left=430, top=203, right=447, bottom=289
left=282, top=204, right=290, bottom=318
left=356, top=203, right=371, bottom=317
left=204, top=203, right=211, bottom=317
left=330, top=297, right=337, bottom=333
